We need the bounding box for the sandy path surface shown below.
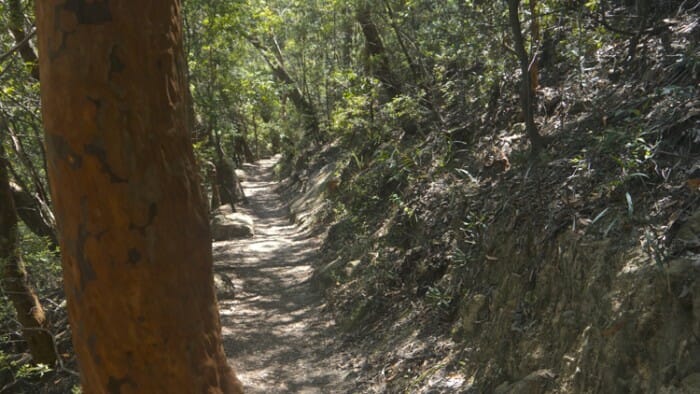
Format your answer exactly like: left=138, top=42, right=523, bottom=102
left=213, top=157, right=353, bottom=393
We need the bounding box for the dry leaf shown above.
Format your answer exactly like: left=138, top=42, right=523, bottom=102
left=687, top=178, right=700, bottom=191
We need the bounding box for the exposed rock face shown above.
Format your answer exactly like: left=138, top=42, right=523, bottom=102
left=461, top=228, right=700, bottom=393
left=211, top=204, right=255, bottom=240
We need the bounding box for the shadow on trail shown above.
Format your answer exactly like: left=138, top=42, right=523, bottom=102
left=214, top=157, right=350, bottom=394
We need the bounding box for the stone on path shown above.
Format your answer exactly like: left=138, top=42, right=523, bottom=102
left=211, top=204, right=255, bottom=240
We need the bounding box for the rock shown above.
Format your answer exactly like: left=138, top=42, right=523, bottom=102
left=213, top=204, right=234, bottom=216
left=235, top=169, right=248, bottom=182
left=315, top=258, right=362, bottom=291
left=314, top=257, right=344, bottom=290
left=458, top=294, right=488, bottom=335
left=345, top=259, right=361, bottom=277
left=681, top=373, right=700, bottom=393
left=675, top=209, right=700, bottom=245
left=211, top=211, right=254, bottom=240
left=667, top=209, right=700, bottom=254
left=214, top=272, right=236, bottom=298
left=494, top=381, right=513, bottom=394
left=496, top=370, right=557, bottom=394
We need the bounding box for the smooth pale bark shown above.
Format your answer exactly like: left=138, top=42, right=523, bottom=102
left=35, top=1, right=243, bottom=392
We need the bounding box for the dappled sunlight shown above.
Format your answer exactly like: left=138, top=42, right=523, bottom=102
left=214, top=157, right=351, bottom=393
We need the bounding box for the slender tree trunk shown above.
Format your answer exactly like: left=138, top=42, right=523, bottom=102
left=35, top=1, right=243, bottom=392
left=356, top=1, right=400, bottom=99
left=507, top=0, right=544, bottom=152
left=340, top=6, right=354, bottom=68
left=0, top=140, right=56, bottom=366
left=252, top=113, right=260, bottom=160
left=215, top=149, right=244, bottom=208
left=234, top=135, right=254, bottom=164
left=269, top=41, right=321, bottom=139
left=627, top=0, right=650, bottom=62
left=9, top=182, right=58, bottom=247
left=246, top=35, right=321, bottom=140
left=528, top=0, right=540, bottom=94
left=382, top=0, right=420, bottom=83
left=6, top=0, right=40, bottom=80
left=6, top=121, right=52, bottom=208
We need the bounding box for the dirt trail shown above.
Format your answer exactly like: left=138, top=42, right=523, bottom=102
left=213, top=157, right=354, bottom=393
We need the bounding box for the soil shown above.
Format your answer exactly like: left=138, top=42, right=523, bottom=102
left=213, top=156, right=355, bottom=393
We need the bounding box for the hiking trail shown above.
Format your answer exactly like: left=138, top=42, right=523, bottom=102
left=214, top=156, right=356, bottom=393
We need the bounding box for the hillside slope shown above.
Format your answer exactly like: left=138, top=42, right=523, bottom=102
left=282, top=11, right=699, bottom=393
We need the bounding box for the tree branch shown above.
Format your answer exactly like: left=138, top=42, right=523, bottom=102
left=0, top=28, right=37, bottom=65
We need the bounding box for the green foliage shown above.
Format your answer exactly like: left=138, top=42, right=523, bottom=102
left=18, top=228, right=61, bottom=290
left=330, top=74, right=379, bottom=136
left=390, top=193, right=416, bottom=221
left=0, top=348, right=52, bottom=388
left=14, top=362, right=51, bottom=380
left=425, top=285, right=452, bottom=311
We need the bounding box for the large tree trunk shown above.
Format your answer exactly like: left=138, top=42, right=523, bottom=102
left=35, top=1, right=243, bottom=393
left=0, top=141, right=56, bottom=366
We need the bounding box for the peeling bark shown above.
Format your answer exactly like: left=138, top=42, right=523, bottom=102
left=35, top=1, right=243, bottom=392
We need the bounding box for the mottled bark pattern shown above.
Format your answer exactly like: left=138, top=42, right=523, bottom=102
left=35, top=1, right=243, bottom=392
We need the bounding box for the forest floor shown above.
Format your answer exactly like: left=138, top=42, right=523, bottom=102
left=212, top=156, right=356, bottom=393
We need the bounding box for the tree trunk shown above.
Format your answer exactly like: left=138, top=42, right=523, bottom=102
left=507, top=0, right=544, bottom=153
left=252, top=113, right=260, bottom=159
left=234, top=135, right=255, bottom=164
left=528, top=0, right=540, bottom=94
left=9, top=182, right=58, bottom=247
left=245, top=35, right=321, bottom=141
left=6, top=0, right=40, bottom=80
left=0, top=131, right=57, bottom=245
left=215, top=154, right=244, bottom=207
left=0, top=141, right=56, bottom=366
left=35, top=1, right=243, bottom=393
left=356, top=2, right=400, bottom=99
left=207, top=162, right=222, bottom=211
